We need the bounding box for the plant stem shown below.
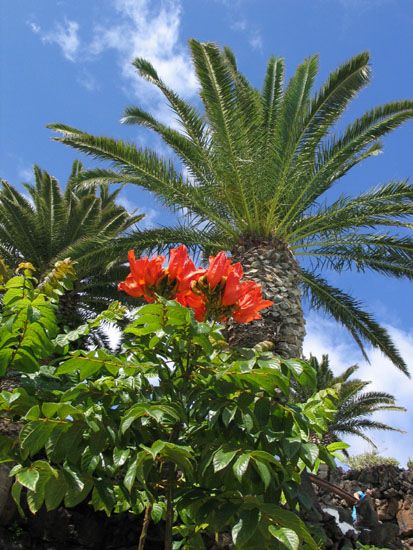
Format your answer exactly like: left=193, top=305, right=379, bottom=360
left=138, top=504, right=152, bottom=550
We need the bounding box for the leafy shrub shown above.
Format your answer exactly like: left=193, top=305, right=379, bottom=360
left=348, top=450, right=399, bottom=470
left=0, top=259, right=345, bottom=549
left=407, top=458, right=413, bottom=470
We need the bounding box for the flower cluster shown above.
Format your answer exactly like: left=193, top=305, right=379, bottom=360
left=118, top=246, right=273, bottom=324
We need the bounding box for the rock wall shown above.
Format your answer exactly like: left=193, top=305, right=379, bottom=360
left=315, top=465, right=413, bottom=549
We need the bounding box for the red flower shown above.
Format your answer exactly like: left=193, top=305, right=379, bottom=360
left=118, top=246, right=273, bottom=324
left=232, top=280, right=273, bottom=323
left=221, top=269, right=242, bottom=306
left=176, top=290, right=207, bottom=321
left=206, top=251, right=231, bottom=289
left=185, top=251, right=272, bottom=323
left=118, top=250, right=166, bottom=302
left=167, top=245, right=197, bottom=282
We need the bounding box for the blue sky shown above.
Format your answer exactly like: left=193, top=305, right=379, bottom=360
left=1, top=0, right=413, bottom=464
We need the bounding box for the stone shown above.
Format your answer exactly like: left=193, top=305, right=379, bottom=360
left=403, top=537, right=413, bottom=549
left=0, top=464, right=15, bottom=526
left=377, top=497, right=400, bottom=521
left=398, top=497, right=413, bottom=537
left=0, top=465, right=11, bottom=514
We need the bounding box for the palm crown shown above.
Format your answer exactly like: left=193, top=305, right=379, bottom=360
left=295, top=355, right=406, bottom=446
left=48, top=40, right=413, bottom=372
left=0, top=161, right=143, bottom=325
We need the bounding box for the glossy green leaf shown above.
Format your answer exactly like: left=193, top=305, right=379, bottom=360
left=253, top=459, right=272, bottom=489
left=151, top=501, right=164, bottom=524
left=16, top=467, right=40, bottom=491
left=268, top=526, right=299, bottom=550
left=44, top=473, right=67, bottom=511
left=231, top=509, right=259, bottom=546
left=113, top=447, right=130, bottom=468
left=124, top=455, right=139, bottom=492
left=233, top=453, right=250, bottom=482
left=300, top=443, right=319, bottom=468
left=213, top=448, right=237, bottom=472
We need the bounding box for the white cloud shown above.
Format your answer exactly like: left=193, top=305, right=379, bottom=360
left=29, top=1, right=197, bottom=124
left=76, top=70, right=100, bottom=92
left=89, top=0, right=197, bottom=121
left=231, top=18, right=263, bottom=52
left=28, top=18, right=80, bottom=62
left=18, top=166, right=34, bottom=183
left=27, top=21, right=41, bottom=34
left=249, top=31, right=263, bottom=52
left=118, top=193, right=158, bottom=229
left=304, top=314, right=413, bottom=466
left=139, top=207, right=158, bottom=229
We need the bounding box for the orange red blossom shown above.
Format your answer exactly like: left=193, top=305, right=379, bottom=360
left=118, top=245, right=273, bottom=324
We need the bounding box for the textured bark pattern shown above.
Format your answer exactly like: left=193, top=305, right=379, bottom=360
left=228, top=238, right=305, bottom=358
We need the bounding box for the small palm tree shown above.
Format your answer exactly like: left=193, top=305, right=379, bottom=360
left=48, top=41, right=413, bottom=372
left=0, top=161, right=143, bottom=327
left=296, top=355, right=406, bottom=446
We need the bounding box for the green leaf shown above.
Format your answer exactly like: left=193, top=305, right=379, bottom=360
left=16, top=467, right=40, bottom=491
left=268, top=526, right=299, bottom=550
left=233, top=453, right=250, bottom=482
left=0, top=349, right=13, bottom=376
left=249, top=451, right=281, bottom=466
left=300, top=443, right=319, bottom=469
left=27, top=487, right=45, bottom=514
left=63, top=463, right=85, bottom=492
left=113, top=447, right=130, bottom=468
left=20, top=421, right=55, bottom=456
left=151, top=501, right=164, bottom=524
left=161, top=443, right=194, bottom=479
left=81, top=446, right=101, bottom=473
left=124, top=455, right=139, bottom=492
left=254, top=397, right=270, bottom=427
left=326, top=441, right=349, bottom=452
left=42, top=402, right=79, bottom=419
left=231, top=509, right=259, bottom=547
left=253, top=459, right=272, bottom=489
left=64, top=478, right=93, bottom=508
left=44, top=473, right=67, bottom=511
left=92, top=480, right=116, bottom=516
left=260, top=504, right=317, bottom=549
left=222, top=405, right=237, bottom=427
left=121, top=403, right=180, bottom=433
left=281, top=438, right=301, bottom=459
left=11, top=481, right=24, bottom=516
left=213, top=448, right=237, bottom=472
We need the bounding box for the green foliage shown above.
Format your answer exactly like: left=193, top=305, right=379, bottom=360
left=407, top=458, right=413, bottom=470
left=348, top=450, right=400, bottom=470
left=293, top=355, right=405, bottom=446
left=1, top=296, right=341, bottom=548
left=48, top=41, right=413, bottom=372
left=0, top=161, right=144, bottom=328
left=0, top=261, right=74, bottom=376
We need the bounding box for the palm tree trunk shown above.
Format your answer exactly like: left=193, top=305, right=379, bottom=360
left=229, top=237, right=305, bottom=358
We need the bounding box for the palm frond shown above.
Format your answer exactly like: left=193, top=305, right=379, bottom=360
left=132, top=57, right=208, bottom=145
left=288, top=179, right=413, bottom=242
left=296, top=233, right=413, bottom=280
left=300, top=269, right=409, bottom=375
left=121, top=105, right=216, bottom=185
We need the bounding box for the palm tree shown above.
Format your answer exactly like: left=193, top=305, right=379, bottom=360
left=0, top=161, right=143, bottom=327
left=47, top=40, right=413, bottom=372
left=295, top=355, right=406, bottom=446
